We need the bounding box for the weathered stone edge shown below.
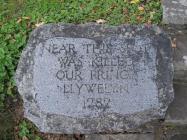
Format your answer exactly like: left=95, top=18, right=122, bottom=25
left=15, top=23, right=174, bottom=134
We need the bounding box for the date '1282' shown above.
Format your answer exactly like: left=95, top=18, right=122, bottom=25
left=83, top=97, right=111, bottom=111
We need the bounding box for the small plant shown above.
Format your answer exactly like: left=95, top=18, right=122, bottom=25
left=19, top=121, right=30, bottom=137
left=19, top=120, right=42, bottom=140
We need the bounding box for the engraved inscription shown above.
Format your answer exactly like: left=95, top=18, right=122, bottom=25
left=33, top=37, right=159, bottom=118
left=83, top=97, right=111, bottom=111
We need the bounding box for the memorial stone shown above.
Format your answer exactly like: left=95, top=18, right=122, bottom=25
left=15, top=24, right=174, bottom=134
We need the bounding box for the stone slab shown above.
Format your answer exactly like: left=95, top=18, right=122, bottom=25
left=85, top=134, right=154, bottom=140
left=162, top=25, right=187, bottom=83
left=15, top=23, right=174, bottom=134
left=165, top=83, right=187, bottom=124
left=173, top=31, right=187, bottom=83
left=163, top=0, right=187, bottom=24
left=170, top=134, right=187, bottom=140
left=163, top=25, right=187, bottom=124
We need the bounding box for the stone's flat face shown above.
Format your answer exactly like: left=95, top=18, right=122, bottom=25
left=166, top=84, right=187, bottom=124
left=163, top=0, right=187, bottom=24
left=85, top=134, right=154, bottom=140
left=35, top=37, right=158, bottom=117
left=15, top=24, right=174, bottom=134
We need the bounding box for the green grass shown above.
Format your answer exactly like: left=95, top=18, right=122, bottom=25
left=18, top=120, right=42, bottom=140
left=0, top=0, right=162, bottom=138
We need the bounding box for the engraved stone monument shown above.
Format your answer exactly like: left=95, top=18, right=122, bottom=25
left=15, top=24, right=174, bottom=134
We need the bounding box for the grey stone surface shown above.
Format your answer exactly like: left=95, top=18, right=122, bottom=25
left=85, top=134, right=154, bottom=140
left=162, top=25, right=187, bottom=83
left=170, top=134, right=187, bottom=140
left=165, top=83, right=187, bottom=124
left=15, top=23, right=174, bottom=134
left=162, top=25, right=187, bottom=124
left=163, top=0, right=187, bottom=24
left=173, top=30, right=187, bottom=83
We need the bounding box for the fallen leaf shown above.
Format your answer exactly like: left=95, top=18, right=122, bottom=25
left=35, top=22, right=45, bottom=27
left=17, top=16, right=30, bottom=24
left=22, top=16, right=30, bottom=20
left=110, top=3, right=117, bottom=9
left=136, top=16, right=142, bottom=21
left=96, top=19, right=106, bottom=24
left=123, top=8, right=129, bottom=15
left=138, top=6, right=144, bottom=11
left=16, top=18, right=22, bottom=23
left=130, top=0, right=140, bottom=4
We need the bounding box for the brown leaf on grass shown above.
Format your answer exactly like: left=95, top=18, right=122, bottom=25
left=17, top=16, right=30, bottom=23
left=110, top=3, right=117, bottom=9
left=35, top=22, right=45, bottom=27
left=27, top=22, right=32, bottom=29
left=80, top=4, right=85, bottom=9
left=130, top=0, right=140, bottom=4
left=96, top=19, right=106, bottom=24
left=123, top=8, right=129, bottom=15
left=16, top=18, right=22, bottom=23
left=138, top=6, right=144, bottom=11
left=136, top=16, right=142, bottom=22
left=22, top=16, right=30, bottom=20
